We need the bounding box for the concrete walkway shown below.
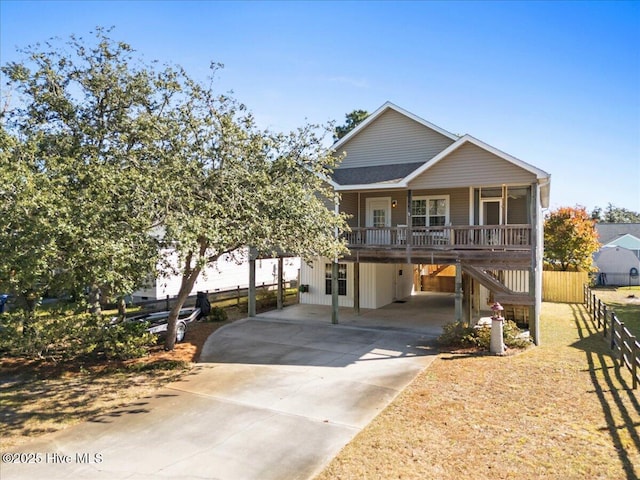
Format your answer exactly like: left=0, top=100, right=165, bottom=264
left=2, top=297, right=447, bottom=480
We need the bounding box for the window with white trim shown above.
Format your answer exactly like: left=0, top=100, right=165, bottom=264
left=411, top=196, right=449, bottom=227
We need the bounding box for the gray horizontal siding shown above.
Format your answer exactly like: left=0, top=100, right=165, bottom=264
left=340, top=192, right=359, bottom=228
left=408, top=142, right=536, bottom=189
left=336, top=109, right=456, bottom=169
left=351, top=189, right=469, bottom=226
left=412, top=188, right=470, bottom=225
left=341, top=188, right=530, bottom=227
left=357, top=191, right=405, bottom=227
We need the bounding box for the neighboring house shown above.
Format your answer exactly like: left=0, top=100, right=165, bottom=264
left=298, top=102, right=550, bottom=344
left=133, top=248, right=300, bottom=301
left=603, top=233, right=640, bottom=260
left=596, top=223, right=640, bottom=247
left=593, top=246, right=640, bottom=286
left=593, top=223, right=640, bottom=285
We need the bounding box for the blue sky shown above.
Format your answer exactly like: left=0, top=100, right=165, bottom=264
left=1, top=0, right=639, bottom=213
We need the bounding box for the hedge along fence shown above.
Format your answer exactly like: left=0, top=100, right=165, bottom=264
left=543, top=270, right=588, bottom=303
left=584, top=285, right=640, bottom=389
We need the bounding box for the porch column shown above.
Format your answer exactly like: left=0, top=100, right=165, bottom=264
left=463, top=272, right=472, bottom=323
left=248, top=247, right=257, bottom=317
left=530, top=182, right=541, bottom=345
left=473, top=278, right=481, bottom=324
left=332, top=191, right=340, bottom=324
left=454, top=259, right=463, bottom=322
left=407, top=189, right=413, bottom=262
left=353, top=261, right=360, bottom=315
left=277, top=256, right=284, bottom=310
left=332, top=261, right=339, bottom=324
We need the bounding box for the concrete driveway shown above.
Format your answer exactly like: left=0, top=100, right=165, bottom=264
left=2, top=309, right=441, bottom=480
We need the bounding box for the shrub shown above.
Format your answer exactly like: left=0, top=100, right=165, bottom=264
left=259, top=290, right=277, bottom=309
left=207, top=306, right=228, bottom=322
left=437, top=319, right=531, bottom=351
left=99, top=320, right=156, bottom=360
left=437, top=321, right=477, bottom=348
left=503, top=320, right=532, bottom=349
left=472, top=325, right=492, bottom=349
left=0, top=310, right=156, bottom=361
left=0, top=311, right=92, bottom=360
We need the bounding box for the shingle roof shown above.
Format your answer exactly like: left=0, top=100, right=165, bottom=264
left=596, top=223, right=640, bottom=244
left=330, top=162, right=425, bottom=186
left=604, top=233, right=640, bottom=250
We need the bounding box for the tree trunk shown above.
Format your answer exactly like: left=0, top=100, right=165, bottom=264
left=21, top=290, right=38, bottom=338
left=164, top=243, right=208, bottom=350
left=117, top=296, right=127, bottom=321
left=88, top=284, right=102, bottom=317
left=164, top=266, right=201, bottom=350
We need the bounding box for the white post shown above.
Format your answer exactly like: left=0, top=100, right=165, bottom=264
left=490, top=302, right=505, bottom=354
left=491, top=317, right=505, bottom=354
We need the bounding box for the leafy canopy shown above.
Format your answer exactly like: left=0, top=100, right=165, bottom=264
left=2, top=28, right=349, bottom=351
left=149, top=64, right=349, bottom=349
left=334, top=109, right=369, bottom=141
left=1, top=28, right=171, bottom=311
left=591, top=203, right=640, bottom=223
left=544, top=206, right=600, bottom=271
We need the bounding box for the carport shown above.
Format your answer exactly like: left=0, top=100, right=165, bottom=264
left=258, top=291, right=454, bottom=338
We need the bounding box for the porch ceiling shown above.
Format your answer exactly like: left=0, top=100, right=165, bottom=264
left=342, top=249, right=532, bottom=268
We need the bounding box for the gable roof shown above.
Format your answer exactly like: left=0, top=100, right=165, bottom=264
left=332, top=101, right=459, bottom=152
left=594, top=245, right=640, bottom=264
left=603, top=233, right=640, bottom=250
left=403, top=134, right=550, bottom=183
left=330, top=102, right=551, bottom=206
left=596, top=223, right=640, bottom=244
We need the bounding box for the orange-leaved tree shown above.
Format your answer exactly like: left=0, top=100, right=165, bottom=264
left=544, top=206, right=600, bottom=271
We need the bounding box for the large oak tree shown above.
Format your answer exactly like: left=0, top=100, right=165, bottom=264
left=1, top=30, right=162, bottom=315
left=1, top=29, right=348, bottom=350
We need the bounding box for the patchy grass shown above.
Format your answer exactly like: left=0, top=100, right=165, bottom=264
left=316, top=302, right=640, bottom=480
left=590, top=286, right=640, bottom=337
left=0, top=305, right=247, bottom=449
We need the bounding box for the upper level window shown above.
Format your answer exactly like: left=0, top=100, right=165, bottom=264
left=411, top=196, right=449, bottom=227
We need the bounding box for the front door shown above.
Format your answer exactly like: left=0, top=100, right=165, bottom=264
left=480, top=198, right=503, bottom=244
left=366, top=197, right=391, bottom=244
left=480, top=199, right=502, bottom=225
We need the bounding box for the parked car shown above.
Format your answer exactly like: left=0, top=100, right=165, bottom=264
left=111, top=307, right=201, bottom=343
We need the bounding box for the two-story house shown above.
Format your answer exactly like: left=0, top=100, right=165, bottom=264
left=298, top=102, right=550, bottom=344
